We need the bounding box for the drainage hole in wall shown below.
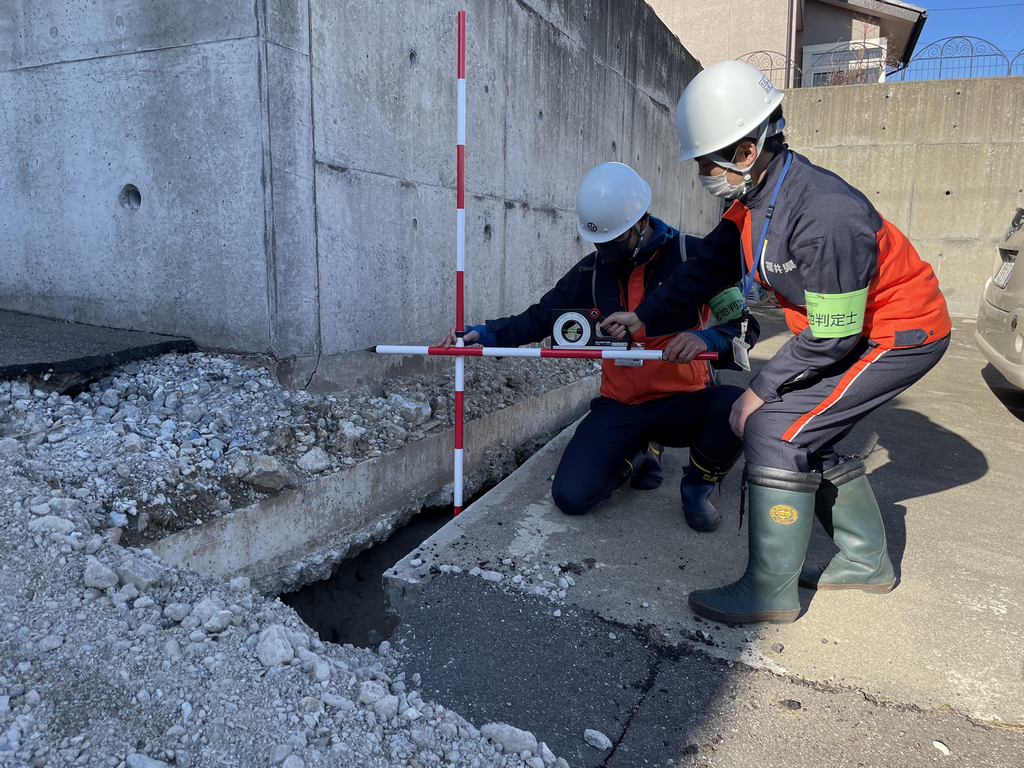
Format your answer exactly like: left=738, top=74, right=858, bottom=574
left=538, top=110, right=543, bottom=121
left=945, top=190, right=952, bottom=196
left=611, top=140, right=617, bottom=153
left=120, top=184, right=142, bottom=210
left=281, top=504, right=458, bottom=648
left=412, top=217, right=418, bottom=229
left=409, top=50, right=417, bottom=67
left=484, top=224, right=492, bottom=240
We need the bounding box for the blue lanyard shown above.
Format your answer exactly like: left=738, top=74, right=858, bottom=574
left=740, top=150, right=793, bottom=299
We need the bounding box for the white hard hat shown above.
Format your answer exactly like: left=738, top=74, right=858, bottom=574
left=576, top=162, right=652, bottom=243
left=675, top=60, right=785, bottom=163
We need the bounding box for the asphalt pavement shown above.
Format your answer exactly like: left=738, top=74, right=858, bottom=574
left=0, top=309, right=194, bottom=378
left=387, top=308, right=1024, bottom=768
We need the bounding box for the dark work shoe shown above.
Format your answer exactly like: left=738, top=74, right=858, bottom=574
left=679, top=458, right=723, bottom=532
left=630, top=442, right=664, bottom=490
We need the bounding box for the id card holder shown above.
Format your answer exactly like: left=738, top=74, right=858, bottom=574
left=732, top=314, right=751, bottom=371
left=732, top=336, right=751, bottom=371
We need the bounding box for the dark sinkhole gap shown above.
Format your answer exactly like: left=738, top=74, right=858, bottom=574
left=281, top=431, right=561, bottom=648
left=281, top=504, right=453, bottom=649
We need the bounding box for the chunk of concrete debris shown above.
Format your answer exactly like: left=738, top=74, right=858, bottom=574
left=373, top=695, right=400, bottom=721
left=126, top=754, right=171, bottom=768
left=27, top=516, right=76, bottom=534
left=584, top=729, right=612, bottom=750
left=203, top=610, right=234, bottom=634
left=386, top=393, right=432, bottom=426
left=296, top=446, right=331, bottom=474
left=480, top=723, right=538, bottom=755
left=83, top=557, right=118, bottom=590
left=118, top=556, right=161, bottom=591
left=358, top=680, right=388, bottom=706
left=257, top=625, right=294, bottom=667
left=242, top=454, right=291, bottom=491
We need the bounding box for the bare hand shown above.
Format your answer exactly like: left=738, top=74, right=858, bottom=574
left=601, top=312, right=644, bottom=340
left=439, top=327, right=480, bottom=348
left=662, top=332, right=708, bottom=364
left=729, top=388, right=765, bottom=439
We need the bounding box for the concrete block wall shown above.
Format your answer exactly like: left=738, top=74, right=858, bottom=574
left=782, top=78, right=1024, bottom=317
left=1, top=0, right=715, bottom=389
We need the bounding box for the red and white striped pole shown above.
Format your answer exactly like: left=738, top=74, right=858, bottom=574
left=374, top=345, right=719, bottom=362
left=454, top=10, right=467, bottom=516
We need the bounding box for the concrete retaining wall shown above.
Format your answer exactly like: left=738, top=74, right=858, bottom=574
left=1, top=0, right=714, bottom=389
left=151, top=373, right=600, bottom=594
left=782, top=77, right=1024, bottom=317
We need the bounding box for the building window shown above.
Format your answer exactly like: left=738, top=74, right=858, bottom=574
left=803, top=39, right=888, bottom=86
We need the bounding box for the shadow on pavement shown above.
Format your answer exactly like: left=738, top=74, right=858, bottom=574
left=803, top=403, right=989, bottom=595
left=981, top=363, right=1024, bottom=422
left=391, top=573, right=734, bottom=768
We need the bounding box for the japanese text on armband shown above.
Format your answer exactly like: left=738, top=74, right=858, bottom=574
left=804, top=287, right=868, bottom=338
left=709, top=287, right=746, bottom=323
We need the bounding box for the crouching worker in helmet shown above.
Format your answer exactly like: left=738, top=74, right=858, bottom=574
left=439, top=162, right=760, bottom=531
left=603, top=61, right=951, bottom=623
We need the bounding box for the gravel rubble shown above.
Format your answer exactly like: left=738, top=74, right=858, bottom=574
left=0, top=352, right=595, bottom=767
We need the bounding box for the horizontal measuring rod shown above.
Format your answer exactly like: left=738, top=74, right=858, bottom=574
left=373, top=345, right=718, bottom=361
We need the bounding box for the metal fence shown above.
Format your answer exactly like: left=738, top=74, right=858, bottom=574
left=734, top=50, right=802, bottom=89
left=894, top=36, right=1013, bottom=81
left=738, top=36, right=1024, bottom=87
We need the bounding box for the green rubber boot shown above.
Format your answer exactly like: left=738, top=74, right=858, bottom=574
left=688, top=465, right=819, bottom=624
left=799, top=460, right=896, bottom=593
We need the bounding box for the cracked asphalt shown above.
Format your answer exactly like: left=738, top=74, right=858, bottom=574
left=391, top=574, right=1024, bottom=768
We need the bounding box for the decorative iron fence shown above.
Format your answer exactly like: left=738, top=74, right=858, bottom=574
left=895, top=36, right=1011, bottom=81
left=734, top=50, right=802, bottom=89
left=739, top=36, right=1024, bottom=87
left=1011, top=49, right=1024, bottom=77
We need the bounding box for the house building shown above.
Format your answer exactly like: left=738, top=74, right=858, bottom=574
left=647, top=0, right=928, bottom=87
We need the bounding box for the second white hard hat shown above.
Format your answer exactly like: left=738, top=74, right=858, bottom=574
left=576, top=162, right=652, bottom=244
left=675, top=60, right=784, bottom=163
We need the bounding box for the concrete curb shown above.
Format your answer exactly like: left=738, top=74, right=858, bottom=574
left=151, top=375, right=599, bottom=594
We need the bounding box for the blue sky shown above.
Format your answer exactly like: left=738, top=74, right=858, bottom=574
left=917, top=1, right=1024, bottom=56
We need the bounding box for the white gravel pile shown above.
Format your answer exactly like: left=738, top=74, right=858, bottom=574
left=0, top=351, right=594, bottom=549
left=0, top=354, right=592, bottom=767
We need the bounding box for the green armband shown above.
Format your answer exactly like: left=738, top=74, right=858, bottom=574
left=804, top=287, right=868, bottom=338
left=708, top=287, right=746, bottom=323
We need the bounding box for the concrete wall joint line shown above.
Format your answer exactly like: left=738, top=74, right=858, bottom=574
left=305, top=0, right=323, bottom=388
left=256, top=0, right=278, bottom=356
left=2, top=36, right=260, bottom=74
left=511, top=0, right=583, bottom=50
left=266, top=39, right=308, bottom=59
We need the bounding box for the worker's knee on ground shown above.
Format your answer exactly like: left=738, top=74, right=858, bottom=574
left=550, top=479, right=595, bottom=516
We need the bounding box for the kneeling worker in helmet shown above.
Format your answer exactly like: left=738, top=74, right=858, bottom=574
left=604, top=61, right=951, bottom=623
left=440, top=162, right=760, bottom=530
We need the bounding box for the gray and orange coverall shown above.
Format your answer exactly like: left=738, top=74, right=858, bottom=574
left=637, top=149, right=951, bottom=473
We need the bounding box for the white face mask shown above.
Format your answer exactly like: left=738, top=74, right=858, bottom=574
left=699, top=171, right=750, bottom=200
